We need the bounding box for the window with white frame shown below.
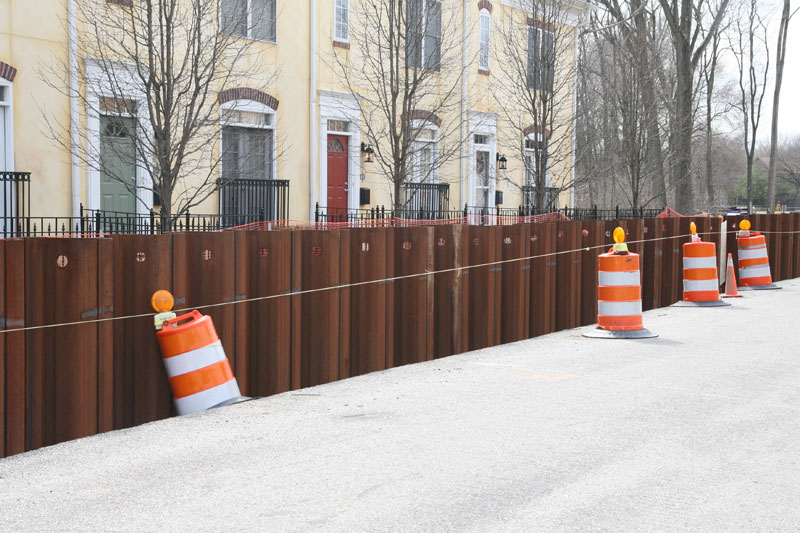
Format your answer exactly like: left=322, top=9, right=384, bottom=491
left=526, top=25, right=554, bottom=92
left=220, top=0, right=277, bottom=43
left=524, top=133, right=549, bottom=188
left=0, top=82, right=11, bottom=173
left=479, top=9, right=491, bottom=71
left=221, top=106, right=275, bottom=181
left=410, top=125, right=438, bottom=183
left=406, top=0, right=442, bottom=71
left=334, top=0, right=350, bottom=42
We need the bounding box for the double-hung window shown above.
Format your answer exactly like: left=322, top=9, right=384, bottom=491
left=524, top=135, right=548, bottom=187
left=410, top=126, right=438, bottom=183
left=524, top=133, right=550, bottom=207
left=479, top=9, right=491, bottom=71
left=406, top=0, right=442, bottom=71
left=221, top=0, right=277, bottom=43
left=334, top=0, right=349, bottom=42
left=526, top=25, right=554, bottom=92
left=220, top=105, right=277, bottom=218
left=222, top=108, right=275, bottom=182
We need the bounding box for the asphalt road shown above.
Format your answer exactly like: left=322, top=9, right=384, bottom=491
left=1, top=280, right=799, bottom=532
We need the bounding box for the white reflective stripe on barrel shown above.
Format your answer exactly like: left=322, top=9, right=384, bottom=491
left=174, top=378, right=241, bottom=416
left=739, top=265, right=771, bottom=279
left=598, top=270, right=640, bottom=286
left=163, top=341, right=226, bottom=378
left=683, top=256, right=716, bottom=269
left=739, top=242, right=765, bottom=250
left=738, top=246, right=768, bottom=261
left=598, top=300, right=642, bottom=317
left=683, top=279, right=719, bottom=292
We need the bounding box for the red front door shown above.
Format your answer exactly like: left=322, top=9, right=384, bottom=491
left=327, top=135, right=349, bottom=214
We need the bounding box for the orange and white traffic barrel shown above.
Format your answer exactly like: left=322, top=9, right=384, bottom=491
left=152, top=291, right=245, bottom=415
left=736, top=219, right=780, bottom=290
left=674, top=222, right=729, bottom=307
left=584, top=227, right=657, bottom=339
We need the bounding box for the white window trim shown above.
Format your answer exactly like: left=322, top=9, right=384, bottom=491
left=524, top=131, right=549, bottom=188
left=0, top=78, right=15, bottom=221
left=409, top=118, right=440, bottom=184
left=318, top=90, right=361, bottom=210
left=409, top=0, right=441, bottom=72
left=333, top=0, right=350, bottom=43
left=479, top=8, right=491, bottom=71
left=467, top=111, right=497, bottom=209
left=85, top=59, right=153, bottom=215
left=219, top=0, right=278, bottom=44
left=527, top=25, right=555, bottom=92
left=0, top=79, right=13, bottom=173
left=220, top=98, right=278, bottom=183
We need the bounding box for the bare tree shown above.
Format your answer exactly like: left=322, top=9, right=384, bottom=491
left=656, top=0, right=730, bottom=213
left=776, top=135, right=800, bottom=205
left=41, top=0, right=274, bottom=226
left=493, top=0, right=579, bottom=211
left=727, top=0, right=770, bottom=213
left=592, top=0, right=669, bottom=208
left=766, top=0, right=798, bottom=212
left=697, top=0, right=728, bottom=209
left=575, top=2, right=676, bottom=210
left=331, top=0, right=465, bottom=212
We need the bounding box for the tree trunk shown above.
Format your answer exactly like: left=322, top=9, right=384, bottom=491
left=633, top=1, right=666, bottom=208
left=746, top=155, right=754, bottom=214
left=767, top=0, right=791, bottom=213
left=673, top=42, right=695, bottom=214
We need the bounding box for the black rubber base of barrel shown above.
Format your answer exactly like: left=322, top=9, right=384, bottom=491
left=672, top=299, right=731, bottom=307
left=737, top=284, right=782, bottom=291
left=582, top=327, right=658, bottom=339
left=211, top=396, right=253, bottom=409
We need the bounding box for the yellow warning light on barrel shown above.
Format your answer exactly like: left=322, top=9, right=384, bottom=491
left=690, top=222, right=697, bottom=235
left=613, top=227, right=626, bottom=244
left=151, top=290, right=175, bottom=313
left=740, top=219, right=751, bottom=231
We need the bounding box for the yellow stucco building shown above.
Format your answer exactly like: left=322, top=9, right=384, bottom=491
left=0, top=0, right=588, bottom=225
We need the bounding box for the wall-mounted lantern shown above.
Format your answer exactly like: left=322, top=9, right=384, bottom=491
left=496, top=153, right=508, bottom=170
left=361, top=142, right=375, bottom=163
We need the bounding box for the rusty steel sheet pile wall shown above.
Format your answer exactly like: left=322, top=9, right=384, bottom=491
left=580, top=221, right=606, bottom=324
left=432, top=225, right=468, bottom=359
left=2, top=214, right=800, bottom=458
left=529, top=222, right=558, bottom=337
left=466, top=226, right=502, bottom=351
left=500, top=224, right=531, bottom=344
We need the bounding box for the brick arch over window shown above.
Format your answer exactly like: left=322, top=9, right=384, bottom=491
left=0, top=61, right=18, bottom=82
left=524, top=124, right=550, bottom=138
left=218, top=88, right=279, bottom=110
left=407, top=110, right=442, bottom=128
left=477, top=0, right=493, bottom=13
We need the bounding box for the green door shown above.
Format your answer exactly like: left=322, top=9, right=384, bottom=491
left=100, top=116, right=137, bottom=213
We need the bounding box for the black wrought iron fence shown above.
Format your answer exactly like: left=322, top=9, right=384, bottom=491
left=218, top=178, right=289, bottom=225
left=315, top=203, right=668, bottom=225
left=1, top=171, right=31, bottom=238
left=403, top=183, right=450, bottom=213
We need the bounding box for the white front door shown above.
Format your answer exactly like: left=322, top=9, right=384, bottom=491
left=475, top=150, right=491, bottom=209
